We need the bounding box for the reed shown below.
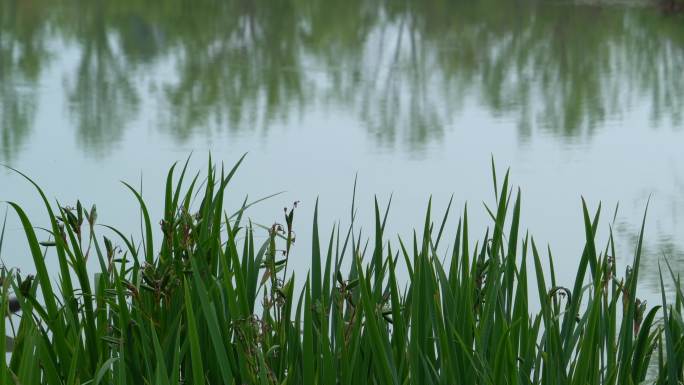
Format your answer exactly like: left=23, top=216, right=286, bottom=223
left=1, top=156, right=682, bottom=384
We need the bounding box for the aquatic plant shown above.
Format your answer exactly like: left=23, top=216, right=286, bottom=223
left=1, top=156, right=683, bottom=384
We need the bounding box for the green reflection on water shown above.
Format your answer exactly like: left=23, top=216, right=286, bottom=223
left=1, top=0, right=684, bottom=159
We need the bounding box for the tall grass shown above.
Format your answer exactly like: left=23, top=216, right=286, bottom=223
left=1, top=156, right=683, bottom=384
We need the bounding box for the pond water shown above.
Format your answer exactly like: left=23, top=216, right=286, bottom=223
left=1, top=0, right=684, bottom=304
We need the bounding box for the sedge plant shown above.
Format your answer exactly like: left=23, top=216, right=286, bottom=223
left=0, top=156, right=682, bottom=384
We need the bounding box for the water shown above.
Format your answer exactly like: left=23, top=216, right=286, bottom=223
left=1, top=0, right=684, bottom=304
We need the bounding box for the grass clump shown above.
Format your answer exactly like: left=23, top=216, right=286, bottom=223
left=1, top=156, right=683, bottom=384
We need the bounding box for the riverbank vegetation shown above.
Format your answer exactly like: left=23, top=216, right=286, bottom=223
left=2, top=157, right=684, bottom=384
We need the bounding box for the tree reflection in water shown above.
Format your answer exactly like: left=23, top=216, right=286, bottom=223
left=0, top=0, right=683, bottom=158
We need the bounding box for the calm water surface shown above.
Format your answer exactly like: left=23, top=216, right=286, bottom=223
left=1, top=0, right=684, bottom=303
